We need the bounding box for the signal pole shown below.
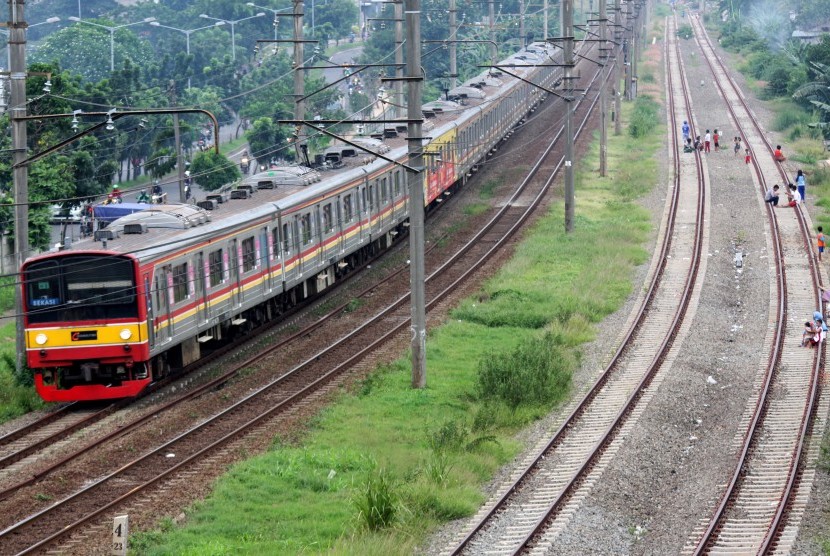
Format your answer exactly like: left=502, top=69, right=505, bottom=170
left=405, top=0, right=426, bottom=388
left=9, top=0, right=27, bottom=373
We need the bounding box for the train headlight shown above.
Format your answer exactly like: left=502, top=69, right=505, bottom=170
left=35, top=333, right=48, bottom=345
left=119, top=329, right=132, bottom=340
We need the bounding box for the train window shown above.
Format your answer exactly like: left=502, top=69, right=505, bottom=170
left=322, top=203, right=333, bottom=233
left=242, top=237, right=256, bottom=272
left=301, top=214, right=312, bottom=244
left=282, top=223, right=291, bottom=253
left=381, top=177, right=388, bottom=203
left=172, top=262, right=188, bottom=303
left=343, top=194, right=354, bottom=222
left=208, top=249, right=223, bottom=287
left=361, top=187, right=367, bottom=211
left=25, top=256, right=138, bottom=323
left=394, top=172, right=400, bottom=196
left=369, top=184, right=375, bottom=211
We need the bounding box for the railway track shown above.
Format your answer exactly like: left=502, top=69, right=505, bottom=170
left=444, top=22, right=711, bottom=555
left=0, top=404, right=114, bottom=475
left=681, top=15, right=825, bottom=554
left=0, top=41, right=609, bottom=555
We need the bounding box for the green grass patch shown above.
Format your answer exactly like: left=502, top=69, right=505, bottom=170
left=463, top=202, right=489, bottom=216
left=478, top=178, right=500, bottom=201
left=0, top=321, right=43, bottom=423
left=629, top=95, right=660, bottom=139
left=131, top=97, right=659, bottom=555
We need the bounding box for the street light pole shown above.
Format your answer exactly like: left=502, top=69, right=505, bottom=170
left=199, top=12, right=265, bottom=62
left=68, top=17, right=157, bottom=72
left=150, top=21, right=225, bottom=89
left=247, top=3, right=289, bottom=41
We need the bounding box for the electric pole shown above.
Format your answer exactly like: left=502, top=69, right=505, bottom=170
left=599, top=0, right=608, bottom=176
left=168, top=80, right=186, bottom=203
left=406, top=0, right=426, bottom=388
left=563, top=0, right=575, bottom=233
left=394, top=0, right=403, bottom=118
left=449, top=0, right=457, bottom=88
left=9, top=0, right=27, bottom=373
left=293, top=0, right=305, bottom=161
left=489, top=0, right=496, bottom=64
left=613, top=0, right=622, bottom=134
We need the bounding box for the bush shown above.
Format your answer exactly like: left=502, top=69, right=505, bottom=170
left=629, top=95, right=660, bottom=139
left=476, top=332, right=571, bottom=410
left=676, top=24, right=692, bottom=39
left=353, top=466, right=399, bottom=530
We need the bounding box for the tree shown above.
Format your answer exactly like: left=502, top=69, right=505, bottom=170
left=31, top=20, right=154, bottom=82
left=314, top=0, right=358, bottom=42
left=189, top=151, right=241, bottom=191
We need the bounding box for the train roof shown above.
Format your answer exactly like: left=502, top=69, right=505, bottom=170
left=30, top=42, right=557, bottom=266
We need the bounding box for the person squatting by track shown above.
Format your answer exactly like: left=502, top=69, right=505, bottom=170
left=764, top=185, right=780, bottom=206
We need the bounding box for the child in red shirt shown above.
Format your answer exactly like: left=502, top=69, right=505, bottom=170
left=745, top=149, right=751, bottom=164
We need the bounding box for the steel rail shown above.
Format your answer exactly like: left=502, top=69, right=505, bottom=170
left=1, top=43, right=606, bottom=556
left=514, top=19, right=708, bottom=554
left=451, top=20, right=706, bottom=554
left=687, top=14, right=816, bottom=554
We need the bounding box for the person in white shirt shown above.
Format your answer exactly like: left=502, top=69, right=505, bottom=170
left=704, top=130, right=711, bottom=153
left=779, top=183, right=801, bottom=207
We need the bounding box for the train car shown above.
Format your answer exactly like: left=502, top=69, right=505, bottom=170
left=21, top=42, right=565, bottom=402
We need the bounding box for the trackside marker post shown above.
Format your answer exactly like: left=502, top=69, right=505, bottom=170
left=112, top=515, right=129, bottom=555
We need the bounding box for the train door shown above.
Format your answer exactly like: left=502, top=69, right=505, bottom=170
left=296, top=215, right=306, bottom=277
left=314, top=205, right=324, bottom=267
left=230, top=238, right=242, bottom=308
left=368, top=181, right=377, bottom=235
left=154, top=266, right=173, bottom=344
left=335, top=198, right=345, bottom=254
left=264, top=225, right=274, bottom=293
left=195, top=252, right=208, bottom=325
left=144, top=273, right=155, bottom=348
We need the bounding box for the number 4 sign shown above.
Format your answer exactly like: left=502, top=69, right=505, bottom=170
left=112, top=515, right=129, bottom=556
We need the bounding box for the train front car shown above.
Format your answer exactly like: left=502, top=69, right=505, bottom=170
left=22, top=251, right=150, bottom=402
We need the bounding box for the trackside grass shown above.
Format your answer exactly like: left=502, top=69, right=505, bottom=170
left=130, top=98, right=661, bottom=554
left=0, top=321, right=43, bottom=421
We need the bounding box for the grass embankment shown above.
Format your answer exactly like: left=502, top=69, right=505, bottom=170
left=0, top=274, right=43, bottom=421
left=132, top=90, right=662, bottom=554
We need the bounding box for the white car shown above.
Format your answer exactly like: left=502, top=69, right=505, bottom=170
left=50, top=204, right=83, bottom=222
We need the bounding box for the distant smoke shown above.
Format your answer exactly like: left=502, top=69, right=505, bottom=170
left=746, top=0, right=791, bottom=51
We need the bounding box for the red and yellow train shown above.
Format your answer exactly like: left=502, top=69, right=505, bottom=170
left=22, top=42, right=561, bottom=402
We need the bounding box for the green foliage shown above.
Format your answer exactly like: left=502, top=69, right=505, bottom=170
left=144, top=147, right=176, bottom=180
left=629, top=95, right=660, bottom=139
left=189, top=151, right=242, bottom=192
left=32, top=21, right=154, bottom=83
left=676, top=24, right=693, bottom=39
left=773, top=102, right=812, bottom=131
left=427, top=419, right=470, bottom=453
left=476, top=332, right=572, bottom=411
left=0, top=321, right=43, bottom=423
left=352, top=467, right=399, bottom=530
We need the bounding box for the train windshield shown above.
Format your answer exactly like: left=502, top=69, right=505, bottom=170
left=24, top=255, right=138, bottom=323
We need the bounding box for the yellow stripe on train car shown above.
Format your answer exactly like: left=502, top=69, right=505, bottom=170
left=26, top=322, right=145, bottom=348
